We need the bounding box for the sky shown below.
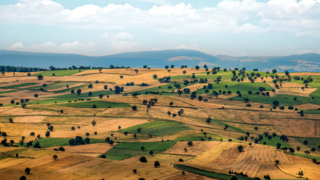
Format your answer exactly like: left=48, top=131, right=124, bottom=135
left=0, top=0, right=320, bottom=56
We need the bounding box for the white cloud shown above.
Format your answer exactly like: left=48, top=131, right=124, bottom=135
left=8, top=42, right=24, bottom=49
left=111, top=41, right=138, bottom=50
left=298, top=49, right=313, bottom=54
left=175, top=45, right=199, bottom=50
left=8, top=41, right=98, bottom=55
left=0, top=0, right=320, bottom=37
left=113, top=32, right=133, bottom=40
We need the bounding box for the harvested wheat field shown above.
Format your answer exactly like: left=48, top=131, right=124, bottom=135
left=164, top=141, right=221, bottom=156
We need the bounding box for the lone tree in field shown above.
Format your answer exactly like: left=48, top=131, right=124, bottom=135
left=298, top=171, right=304, bottom=178
left=237, top=145, right=243, bottom=152
left=153, top=74, right=157, bottom=79
left=34, top=94, right=38, bottom=98
left=53, top=155, right=58, bottom=160
left=133, top=169, right=137, bottom=174
left=141, top=146, right=145, bottom=151
left=45, top=131, right=50, bottom=138
left=206, top=118, right=211, bottom=123
left=187, top=141, right=193, bottom=146
left=99, top=94, right=104, bottom=99
left=195, top=65, right=200, bottom=70
left=25, top=167, right=31, bottom=175
left=104, top=85, right=108, bottom=90
left=91, top=120, right=96, bottom=126
left=132, top=106, right=137, bottom=111
left=140, top=156, right=147, bottom=163
left=275, top=160, right=279, bottom=165
left=154, top=161, right=160, bottom=168
left=149, top=150, right=153, bottom=156
left=20, top=176, right=26, bottom=180
left=264, top=175, right=271, bottom=180
left=9, top=118, right=13, bottom=123
left=37, top=75, right=43, bottom=80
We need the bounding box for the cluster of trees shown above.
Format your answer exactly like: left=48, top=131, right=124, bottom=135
left=69, top=136, right=91, bottom=145
left=0, top=65, right=47, bottom=73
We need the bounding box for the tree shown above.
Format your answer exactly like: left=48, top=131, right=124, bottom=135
left=69, top=139, right=75, bottom=145
left=37, top=75, right=43, bottom=80
left=140, top=156, right=147, bottom=162
left=206, top=118, right=211, bottom=123
left=45, top=131, right=50, bottom=138
left=59, top=147, right=65, bottom=151
left=104, top=85, right=108, bottom=90
left=272, top=100, right=279, bottom=106
left=183, top=70, right=186, bottom=75
left=34, top=94, right=38, bottom=98
left=298, top=171, right=304, bottom=178
left=9, top=118, right=13, bottom=123
left=92, top=120, right=96, bottom=126
left=154, top=161, right=160, bottom=168
left=195, top=65, right=200, bottom=70
left=230, top=177, right=238, bottom=180
left=133, top=169, right=137, bottom=174
left=141, top=146, right=145, bottom=151
left=237, top=145, right=243, bottom=152
left=132, top=106, right=137, bottom=111
left=77, top=89, right=81, bottom=95
left=149, top=150, right=153, bottom=156
left=187, top=141, right=193, bottom=146
left=133, top=133, right=137, bottom=139
left=264, top=175, right=271, bottom=180
left=20, top=176, right=27, bottom=180
left=99, top=94, right=104, bottom=99
left=153, top=74, right=157, bottom=79
left=272, top=69, right=277, bottom=74
left=85, top=132, right=90, bottom=137
left=25, top=168, right=31, bottom=175
left=53, top=155, right=58, bottom=160
left=169, top=102, right=173, bottom=106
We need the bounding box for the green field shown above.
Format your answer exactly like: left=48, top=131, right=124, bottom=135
left=259, top=136, right=291, bottom=149
left=52, top=83, right=89, bottom=93
left=295, top=137, right=320, bottom=152
left=59, top=101, right=131, bottom=108
left=42, top=82, right=78, bottom=91
left=0, top=83, right=37, bottom=89
left=292, top=152, right=320, bottom=162
left=174, top=164, right=255, bottom=180
left=19, top=138, right=106, bottom=148
left=194, top=82, right=273, bottom=95
left=211, top=119, right=246, bottom=133
left=176, top=133, right=227, bottom=141
left=47, top=90, right=116, bottom=99
left=230, top=94, right=319, bottom=106
left=103, top=141, right=176, bottom=160
left=171, top=74, right=233, bottom=80
left=132, top=82, right=196, bottom=94
left=33, top=69, right=90, bottom=77
left=118, top=121, right=192, bottom=136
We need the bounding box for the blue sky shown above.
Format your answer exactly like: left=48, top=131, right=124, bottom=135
left=0, top=0, right=319, bottom=56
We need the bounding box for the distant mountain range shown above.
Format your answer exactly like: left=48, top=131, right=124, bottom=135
left=0, top=49, right=320, bottom=72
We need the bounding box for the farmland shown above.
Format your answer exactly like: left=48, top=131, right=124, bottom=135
left=0, top=67, right=320, bottom=180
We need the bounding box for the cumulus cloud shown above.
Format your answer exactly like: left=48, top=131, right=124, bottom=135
left=8, top=41, right=98, bottom=55
left=0, top=0, right=319, bottom=36
left=111, top=41, right=138, bottom=51
left=8, top=42, right=24, bottom=49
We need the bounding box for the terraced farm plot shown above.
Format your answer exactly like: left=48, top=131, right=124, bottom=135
left=0, top=83, right=37, bottom=89
left=295, top=137, right=320, bottom=152
left=47, top=90, right=116, bottom=99
left=118, top=121, right=192, bottom=136
left=59, top=101, right=131, bottom=108
left=259, top=136, right=291, bottom=149
left=33, top=69, right=89, bottom=77
left=195, top=82, right=273, bottom=95
left=103, top=141, right=176, bottom=160
left=19, top=138, right=106, bottom=148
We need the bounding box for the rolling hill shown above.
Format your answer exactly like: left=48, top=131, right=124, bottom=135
left=0, top=49, right=320, bottom=72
